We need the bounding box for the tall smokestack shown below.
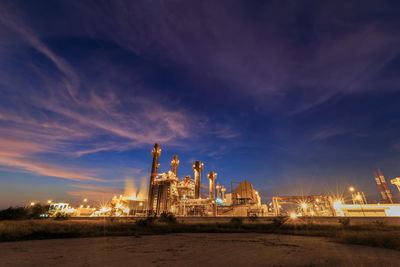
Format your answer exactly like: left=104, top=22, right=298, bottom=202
left=171, top=155, right=179, bottom=176
left=148, top=143, right=161, bottom=214
left=221, top=185, right=226, bottom=200
left=192, top=161, right=203, bottom=199
left=207, top=171, right=217, bottom=199
left=216, top=182, right=221, bottom=199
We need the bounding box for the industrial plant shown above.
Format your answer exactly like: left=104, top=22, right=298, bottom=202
left=46, top=143, right=400, bottom=218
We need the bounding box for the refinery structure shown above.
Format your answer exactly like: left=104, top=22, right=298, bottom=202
left=46, top=143, right=400, bottom=218
left=145, top=143, right=266, bottom=217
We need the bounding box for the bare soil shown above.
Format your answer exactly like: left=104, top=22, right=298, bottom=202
left=0, top=233, right=399, bottom=266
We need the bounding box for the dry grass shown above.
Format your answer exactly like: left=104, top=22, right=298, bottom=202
left=1, top=219, right=399, bottom=250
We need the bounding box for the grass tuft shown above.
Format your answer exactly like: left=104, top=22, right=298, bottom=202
left=0, top=219, right=399, bottom=251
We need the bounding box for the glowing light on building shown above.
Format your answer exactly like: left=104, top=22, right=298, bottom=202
left=333, top=200, right=342, bottom=209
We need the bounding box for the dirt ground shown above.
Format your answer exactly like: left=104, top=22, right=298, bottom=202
left=0, top=233, right=399, bottom=266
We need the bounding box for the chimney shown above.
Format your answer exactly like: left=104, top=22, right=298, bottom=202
left=192, top=161, right=204, bottom=199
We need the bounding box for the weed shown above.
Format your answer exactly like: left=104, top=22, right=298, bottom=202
left=159, top=212, right=177, bottom=224
left=136, top=216, right=156, bottom=227
left=54, top=213, right=70, bottom=221
left=338, top=218, right=350, bottom=227
left=248, top=214, right=258, bottom=222
left=272, top=216, right=288, bottom=227
left=0, top=205, right=49, bottom=220
left=373, top=220, right=385, bottom=227
left=0, top=219, right=399, bottom=251
left=229, top=217, right=243, bottom=227
left=0, top=207, right=29, bottom=220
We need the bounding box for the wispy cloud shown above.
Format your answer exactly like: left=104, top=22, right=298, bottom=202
left=0, top=136, right=104, bottom=181
left=0, top=11, right=205, bottom=181
left=0, top=10, right=80, bottom=99
left=69, top=1, right=400, bottom=114
left=310, top=127, right=348, bottom=142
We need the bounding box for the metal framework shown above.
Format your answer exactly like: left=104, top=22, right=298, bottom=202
left=146, top=143, right=265, bottom=217
left=272, top=195, right=336, bottom=217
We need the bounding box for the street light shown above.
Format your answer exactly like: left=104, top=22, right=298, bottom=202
left=349, top=187, right=357, bottom=204
left=30, top=202, right=35, bottom=206
left=83, top=198, right=88, bottom=202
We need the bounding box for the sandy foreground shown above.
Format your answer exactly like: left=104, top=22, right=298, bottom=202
left=0, top=233, right=399, bottom=267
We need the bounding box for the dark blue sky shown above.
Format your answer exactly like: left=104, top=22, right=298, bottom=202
left=1, top=0, right=400, bottom=207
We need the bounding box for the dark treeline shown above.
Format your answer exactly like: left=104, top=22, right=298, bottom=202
left=0, top=204, right=49, bottom=220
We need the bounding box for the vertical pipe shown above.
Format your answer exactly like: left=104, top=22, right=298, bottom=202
left=208, top=171, right=217, bottom=199
left=192, top=161, right=203, bottom=199
left=171, top=155, right=179, bottom=177
left=327, top=196, right=336, bottom=217
left=148, top=143, right=161, bottom=214
left=272, top=197, right=279, bottom=216
left=216, top=182, right=221, bottom=199
left=207, top=172, right=218, bottom=217
left=361, top=192, right=367, bottom=204
left=156, top=184, right=163, bottom=215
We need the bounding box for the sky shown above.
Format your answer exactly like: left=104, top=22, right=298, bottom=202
left=1, top=0, right=400, bottom=208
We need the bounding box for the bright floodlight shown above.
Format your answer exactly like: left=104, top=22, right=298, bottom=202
left=290, top=213, right=297, bottom=219
left=355, top=194, right=361, bottom=200
left=301, top=203, right=307, bottom=209
left=349, top=186, right=355, bottom=192
left=333, top=200, right=342, bottom=209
